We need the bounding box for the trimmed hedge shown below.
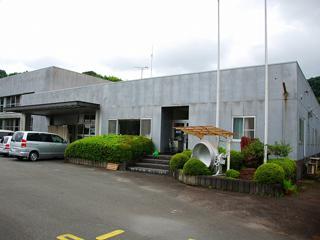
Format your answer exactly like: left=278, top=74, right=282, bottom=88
left=183, top=158, right=211, bottom=176
left=64, top=134, right=154, bottom=163
left=169, top=153, right=189, bottom=171
left=254, top=163, right=285, bottom=184
left=230, top=150, right=244, bottom=170
left=268, top=158, right=296, bottom=180
left=226, top=169, right=240, bottom=179
left=182, top=149, right=192, bottom=159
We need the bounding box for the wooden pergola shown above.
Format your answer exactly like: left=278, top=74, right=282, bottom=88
left=175, top=125, right=233, bottom=170
left=175, top=125, right=233, bottom=139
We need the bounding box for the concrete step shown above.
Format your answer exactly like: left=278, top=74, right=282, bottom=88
left=145, top=154, right=172, bottom=160
left=141, top=158, right=170, bottom=165
left=135, top=162, right=169, bottom=170
left=128, top=167, right=169, bottom=175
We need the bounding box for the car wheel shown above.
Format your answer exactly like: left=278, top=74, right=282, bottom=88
left=29, top=152, right=39, bottom=161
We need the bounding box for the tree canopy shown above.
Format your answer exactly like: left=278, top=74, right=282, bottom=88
left=0, top=70, right=21, bottom=78
left=82, top=71, right=122, bottom=82
left=0, top=70, right=7, bottom=78
left=308, top=76, right=320, bottom=103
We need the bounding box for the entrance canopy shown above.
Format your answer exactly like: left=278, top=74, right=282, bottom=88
left=175, top=125, right=233, bottom=139
left=4, top=101, right=100, bottom=116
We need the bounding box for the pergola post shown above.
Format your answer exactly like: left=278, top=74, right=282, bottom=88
left=226, top=138, right=231, bottom=170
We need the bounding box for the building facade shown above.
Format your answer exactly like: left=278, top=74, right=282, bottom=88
left=1, top=62, right=319, bottom=169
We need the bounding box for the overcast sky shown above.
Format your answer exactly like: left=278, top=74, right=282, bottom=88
left=0, top=0, right=319, bottom=80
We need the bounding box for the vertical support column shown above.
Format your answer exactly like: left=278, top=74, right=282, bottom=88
left=95, top=110, right=101, bottom=136
left=226, top=137, right=231, bottom=171
left=19, top=114, right=26, bottom=131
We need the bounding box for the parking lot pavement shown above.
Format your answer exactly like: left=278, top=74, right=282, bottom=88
left=0, top=156, right=318, bottom=240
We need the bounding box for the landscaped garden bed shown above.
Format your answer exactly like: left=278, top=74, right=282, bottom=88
left=64, top=134, right=154, bottom=169
left=169, top=138, right=298, bottom=197
left=173, top=170, right=283, bottom=197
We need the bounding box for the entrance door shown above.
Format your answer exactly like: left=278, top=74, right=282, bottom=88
left=172, top=120, right=188, bottom=153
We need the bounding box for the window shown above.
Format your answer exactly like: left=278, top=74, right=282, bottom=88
left=51, top=135, right=64, bottom=143
left=77, top=114, right=95, bottom=139
left=118, top=120, right=140, bottom=135
left=27, top=133, right=41, bottom=142
left=140, top=119, right=151, bottom=138
left=0, top=97, right=4, bottom=112
left=3, top=118, right=20, bottom=131
left=233, top=117, right=255, bottom=140
left=40, top=134, right=53, bottom=142
left=299, top=118, right=304, bottom=144
left=5, top=95, right=20, bottom=108
left=13, top=132, right=24, bottom=142
left=108, top=120, right=117, bottom=134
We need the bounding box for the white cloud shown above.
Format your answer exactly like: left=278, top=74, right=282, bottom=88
left=0, top=0, right=319, bottom=79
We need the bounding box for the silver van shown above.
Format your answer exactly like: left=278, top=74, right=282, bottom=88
left=9, top=131, right=68, bottom=161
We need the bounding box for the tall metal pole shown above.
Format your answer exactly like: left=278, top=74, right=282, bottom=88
left=150, top=45, right=154, bottom=78
left=263, top=0, right=269, bottom=163
left=215, top=0, right=220, bottom=128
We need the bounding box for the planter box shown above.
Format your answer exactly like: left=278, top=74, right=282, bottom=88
left=174, top=170, right=283, bottom=197
left=65, top=158, right=127, bottom=171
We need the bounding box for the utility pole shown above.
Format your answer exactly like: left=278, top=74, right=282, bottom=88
left=150, top=45, right=154, bottom=78
left=264, top=0, right=269, bottom=163
left=216, top=0, right=220, bottom=128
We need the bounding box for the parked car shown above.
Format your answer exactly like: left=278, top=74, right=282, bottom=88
left=9, top=131, right=68, bottom=161
left=0, top=136, right=12, bottom=156
left=0, top=130, right=14, bottom=142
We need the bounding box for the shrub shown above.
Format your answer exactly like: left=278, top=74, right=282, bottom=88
left=169, top=153, right=189, bottom=171
left=254, top=163, right=285, bottom=184
left=182, top=149, right=192, bottom=159
left=240, top=136, right=252, bottom=150
left=242, top=139, right=264, bottom=168
left=282, top=179, right=298, bottom=195
left=226, top=169, right=240, bottom=179
left=218, top=146, right=226, bottom=154
left=268, top=158, right=296, bottom=180
left=183, top=158, right=211, bottom=176
left=230, top=150, right=244, bottom=170
left=64, top=134, right=154, bottom=163
left=268, top=141, right=292, bottom=158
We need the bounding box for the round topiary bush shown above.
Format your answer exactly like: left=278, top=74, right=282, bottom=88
left=268, top=158, right=296, bottom=180
left=225, top=169, right=240, bottom=179
left=254, top=163, right=285, bottom=184
left=182, top=149, right=192, bottom=159
left=183, top=158, right=211, bottom=176
left=169, top=153, right=189, bottom=171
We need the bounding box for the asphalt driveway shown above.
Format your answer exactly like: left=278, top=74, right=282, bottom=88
left=0, top=156, right=318, bottom=240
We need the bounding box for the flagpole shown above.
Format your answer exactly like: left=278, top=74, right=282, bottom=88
left=264, top=0, right=268, bottom=163
left=216, top=0, right=220, bottom=128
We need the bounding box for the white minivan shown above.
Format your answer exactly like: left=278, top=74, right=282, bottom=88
left=9, top=131, right=68, bottom=161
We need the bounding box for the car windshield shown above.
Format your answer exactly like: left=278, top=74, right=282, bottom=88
left=3, top=137, right=10, bottom=144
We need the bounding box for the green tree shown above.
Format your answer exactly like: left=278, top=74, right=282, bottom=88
left=82, top=71, right=122, bottom=82
left=308, top=76, right=320, bottom=102
left=0, top=70, right=7, bottom=78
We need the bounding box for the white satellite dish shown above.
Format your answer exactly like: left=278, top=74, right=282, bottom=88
left=192, top=140, right=218, bottom=167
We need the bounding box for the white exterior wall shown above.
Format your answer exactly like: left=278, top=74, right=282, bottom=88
left=18, top=62, right=313, bottom=161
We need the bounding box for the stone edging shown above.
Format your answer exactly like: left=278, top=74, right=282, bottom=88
left=172, top=170, right=283, bottom=197
left=65, top=158, right=127, bottom=171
